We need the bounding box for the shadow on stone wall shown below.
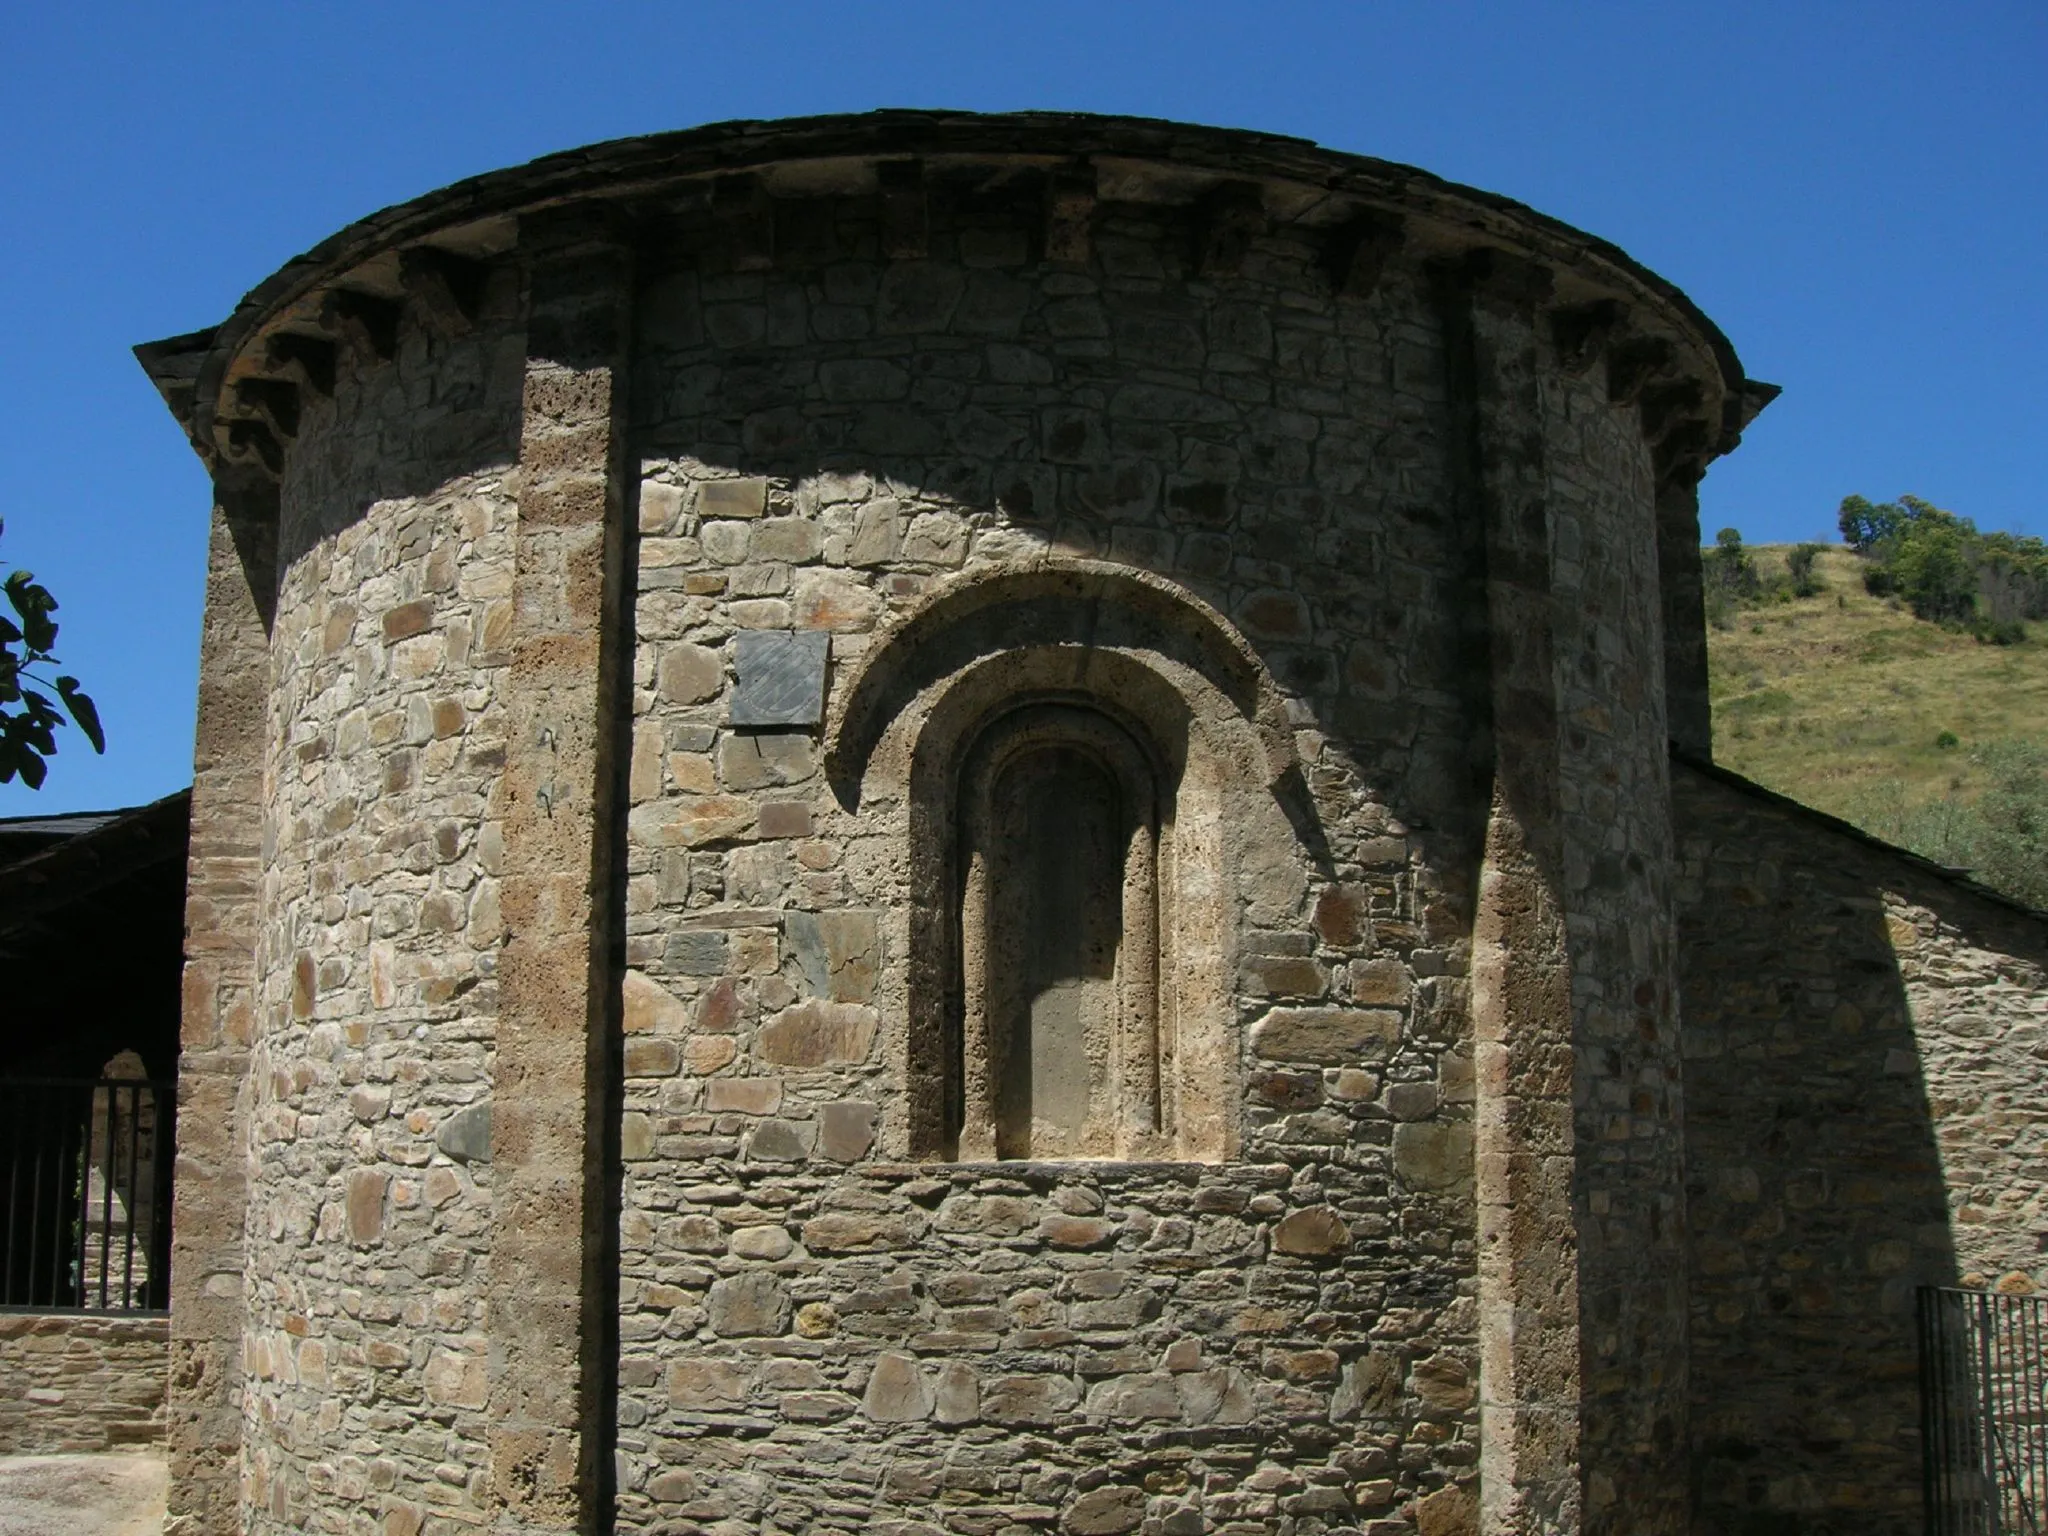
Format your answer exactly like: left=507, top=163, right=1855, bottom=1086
left=1674, top=758, right=1993, bottom=1536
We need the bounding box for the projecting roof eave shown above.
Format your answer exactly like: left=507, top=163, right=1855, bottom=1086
left=132, top=108, right=1772, bottom=476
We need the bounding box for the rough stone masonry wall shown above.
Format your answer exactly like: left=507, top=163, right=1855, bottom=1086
left=1674, top=761, right=2048, bottom=1536
left=0, top=1313, right=169, bottom=1454
left=1536, top=343, right=1687, bottom=1526
left=236, top=289, right=524, bottom=1534
left=603, top=189, right=1556, bottom=1536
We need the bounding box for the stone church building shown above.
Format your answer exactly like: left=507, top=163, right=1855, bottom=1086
left=122, top=113, right=2045, bottom=1534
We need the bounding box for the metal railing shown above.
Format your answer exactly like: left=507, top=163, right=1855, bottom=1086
left=1922, top=1285, right=2048, bottom=1535
left=1, top=1077, right=173, bottom=1312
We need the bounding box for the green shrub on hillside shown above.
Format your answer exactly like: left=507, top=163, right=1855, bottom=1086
left=1844, top=739, right=2048, bottom=909
left=1787, top=543, right=1825, bottom=598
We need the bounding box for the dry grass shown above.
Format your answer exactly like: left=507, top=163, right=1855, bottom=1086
left=1706, top=544, right=2048, bottom=823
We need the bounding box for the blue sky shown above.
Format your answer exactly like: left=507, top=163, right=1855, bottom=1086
left=2, top=1, right=2041, bottom=812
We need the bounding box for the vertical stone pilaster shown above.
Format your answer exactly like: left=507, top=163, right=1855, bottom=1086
left=166, top=477, right=275, bottom=1536
left=1656, top=472, right=1711, bottom=758
left=1451, top=253, right=1691, bottom=1536
left=1441, top=258, right=1583, bottom=1536
left=487, top=217, right=632, bottom=1534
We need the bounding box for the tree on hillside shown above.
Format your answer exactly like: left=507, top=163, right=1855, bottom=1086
left=0, top=520, right=104, bottom=789
left=1838, top=493, right=2046, bottom=636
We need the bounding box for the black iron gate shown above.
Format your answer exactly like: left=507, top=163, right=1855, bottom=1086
left=1, top=1077, right=173, bottom=1312
left=1922, top=1285, right=2048, bottom=1535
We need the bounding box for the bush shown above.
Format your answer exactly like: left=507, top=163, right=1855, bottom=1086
left=1844, top=739, right=2048, bottom=909
left=1787, top=543, right=1825, bottom=597
left=1704, top=527, right=1762, bottom=626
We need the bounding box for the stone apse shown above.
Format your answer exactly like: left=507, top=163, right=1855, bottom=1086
left=136, top=112, right=2048, bottom=1536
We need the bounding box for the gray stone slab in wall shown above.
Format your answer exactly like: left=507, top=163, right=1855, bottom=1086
left=730, top=631, right=829, bottom=727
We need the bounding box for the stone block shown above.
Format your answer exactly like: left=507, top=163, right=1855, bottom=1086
left=786, top=909, right=880, bottom=1002
left=1272, top=1206, right=1349, bottom=1256
left=729, top=1225, right=794, bottom=1260
left=667, top=1360, right=748, bottom=1411
left=982, top=1373, right=1080, bottom=1426
left=657, top=643, right=724, bottom=704
left=688, top=977, right=741, bottom=1033
left=1313, top=885, right=1368, bottom=947
left=800, top=1211, right=923, bottom=1253
left=757, top=1001, right=878, bottom=1067
left=1174, top=1367, right=1256, bottom=1425
left=697, top=477, right=768, bottom=519
left=717, top=730, right=816, bottom=790
left=666, top=930, right=729, bottom=976
left=1039, top=1215, right=1116, bottom=1249
left=630, top=795, right=756, bottom=849
left=436, top=1105, right=491, bottom=1163
left=623, top=1038, right=680, bottom=1078
left=1384, top=1081, right=1437, bottom=1120
left=819, top=1100, right=877, bottom=1162
left=1250, top=1007, right=1401, bottom=1065
left=1415, top=1484, right=1478, bottom=1535
left=863, top=1353, right=934, bottom=1421
left=1063, top=1486, right=1146, bottom=1535
left=1393, top=1122, right=1473, bottom=1192
left=346, top=1170, right=389, bottom=1245
left=421, top=1349, right=486, bottom=1409
left=1349, top=959, right=1412, bottom=1006
left=707, top=1078, right=782, bottom=1114
left=746, top=1118, right=814, bottom=1162
left=933, top=1361, right=980, bottom=1424
left=708, top=1273, right=790, bottom=1337
left=621, top=970, right=689, bottom=1034
left=683, top=1036, right=738, bottom=1074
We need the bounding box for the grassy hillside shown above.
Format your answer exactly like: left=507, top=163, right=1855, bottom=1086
left=1705, top=543, right=2048, bottom=898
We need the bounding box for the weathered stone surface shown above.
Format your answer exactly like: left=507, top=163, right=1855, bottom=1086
left=932, top=1361, right=980, bottom=1425
left=433, top=1101, right=492, bottom=1164
left=1415, top=1483, right=1478, bottom=1536
left=657, top=642, right=724, bottom=704
left=785, top=909, right=880, bottom=1002
left=819, top=1100, right=877, bottom=1162
left=1063, top=1486, right=1145, bottom=1534
left=667, top=1360, right=747, bottom=1411
left=862, top=1353, right=934, bottom=1422
left=345, top=1170, right=388, bottom=1245
left=1392, top=1123, right=1472, bottom=1192
left=708, top=1273, right=790, bottom=1337
left=1271, top=1206, right=1349, bottom=1256
left=756, top=1001, right=877, bottom=1067
left=621, top=970, right=689, bottom=1034
left=799, top=1212, right=924, bottom=1253
left=1249, top=1007, right=1401, bottom=1065
left=982, top=1374, right=1081, bottom=1426
left=746, top=1118, right=814, bottom=1162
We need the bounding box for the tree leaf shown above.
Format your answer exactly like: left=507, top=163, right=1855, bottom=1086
left=56, top=676, right=104, bottom=753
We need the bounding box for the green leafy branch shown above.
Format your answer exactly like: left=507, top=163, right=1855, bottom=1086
left=0, top=519, right=104, bottom=789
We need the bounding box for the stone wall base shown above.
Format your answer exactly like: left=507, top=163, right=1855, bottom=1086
left=0, top=1313, right=169, bottom=1454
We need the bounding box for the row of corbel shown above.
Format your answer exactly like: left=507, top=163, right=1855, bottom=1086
left=211, top=246, right=493, bottom=476
left=210, top=158, right=1758, bottom=490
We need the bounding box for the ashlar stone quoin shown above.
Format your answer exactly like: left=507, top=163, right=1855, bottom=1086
left=132, top=109, right=2048, bottom=1536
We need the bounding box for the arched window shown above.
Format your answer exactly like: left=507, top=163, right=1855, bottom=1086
left=955, top=703, right=1160, bottom=1160
left=835, top=564, right=1277, bottom=1166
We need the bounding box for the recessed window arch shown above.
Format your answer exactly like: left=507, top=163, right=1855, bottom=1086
left=955, top=701, right=1162, bottom=1160
left=836, top=569, right=1288, bottom=1167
